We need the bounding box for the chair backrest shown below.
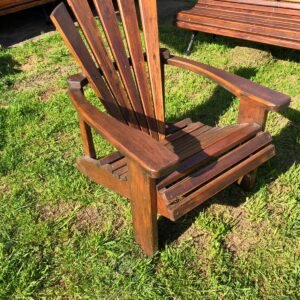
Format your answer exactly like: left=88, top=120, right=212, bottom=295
left=51, top=0, right=164, bottom=140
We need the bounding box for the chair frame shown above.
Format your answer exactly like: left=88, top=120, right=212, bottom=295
left=67, top=49, right=289, bottom=255
left=51, top=0, right=290, bottom=256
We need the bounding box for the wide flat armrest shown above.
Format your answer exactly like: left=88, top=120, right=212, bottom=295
left=68, top=82, right=179, bottom=178
left=165, top=55, right=290, bottom=112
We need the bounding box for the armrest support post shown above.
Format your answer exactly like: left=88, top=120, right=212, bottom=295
left=238, top=96, right=268, bottom=130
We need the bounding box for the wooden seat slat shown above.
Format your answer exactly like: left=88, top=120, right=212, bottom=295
left=157, top=122, right=261, bottom=189
left=98, top=151, right=123, bottom=166
left=166, top=145, right=275, bottom=220
left=103, top=122, right=261, bottom=184
left=165, top=118, right=193, bottom=134
left=162, top=132, right=272, bottom=204
left=162, top=122, right=206, bottom=145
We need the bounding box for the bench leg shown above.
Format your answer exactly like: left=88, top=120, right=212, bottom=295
left=185, top=31, right=198, bottom=57
left=41, top=6, right=52, bottom=25
left=128, top=160, right=158, bottom=256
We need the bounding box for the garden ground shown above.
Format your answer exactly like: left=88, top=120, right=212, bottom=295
left=0, top=1, right=299, bottom=298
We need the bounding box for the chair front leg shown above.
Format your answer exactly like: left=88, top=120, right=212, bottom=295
left=78, top=115, right=96, bottom=159
left=237, top=96, right=269, bottom=190
left=127, top=159, right=158, bottom=256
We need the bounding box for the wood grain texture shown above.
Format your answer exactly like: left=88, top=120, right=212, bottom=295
left=177, top=0, right=300, bottom=51
left=166, top=145, right=275, bottom=220
left=117, top=0, right=159, bottom=139
left=51, top=0, right=288, bottom=255
left=77, top=156, right=130, bottom=198
left=157, top=123, right=261, bottom=189
left=68, top=87, right=179, bottom=178
left=138, top=0, right=165, bottom=139
left=162, top=132, right=272, bottom=203
left=128, top=159, right=158, bottom=256
left=67, top=0, right=141, bottom=131
left=93, top=0, right=150, bottom=134
left=78, top=116, right=96, bottom=159
left=50, top=3, right=124, bottom=121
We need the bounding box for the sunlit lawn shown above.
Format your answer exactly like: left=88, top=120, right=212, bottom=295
left=0, top=12, right=299, bottom=299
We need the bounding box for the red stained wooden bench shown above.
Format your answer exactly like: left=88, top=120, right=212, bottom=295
left=0, top=0, right=56, bottom=16
left=176, top=0, right=300, bottom=55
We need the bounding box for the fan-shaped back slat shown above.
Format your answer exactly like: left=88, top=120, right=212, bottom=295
left=138, top=0, right=165, bottom=139
left=93, top=0, right=151, bottom=135
left=51, top=3, right=125, bottom=122
left=67, top=0, right=141, bottom=131
left=51, top=0, right=165, bottom=139
left=117, top=0, right=159, bottom=140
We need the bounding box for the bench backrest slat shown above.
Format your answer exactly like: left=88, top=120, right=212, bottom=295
left=210, top=0, right=300, bottom=9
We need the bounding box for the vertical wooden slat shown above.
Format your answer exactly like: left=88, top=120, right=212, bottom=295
left=93, top=0, right=150, bottom=134
left=138, top=0, right=165, bottom=139
left=117, top=0, right=159, bottom=139
left=67, top=0, right=140, bottom=130
left=50, top=3, right=124, bottom=122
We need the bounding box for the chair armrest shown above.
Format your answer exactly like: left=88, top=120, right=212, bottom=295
left=68, top=78, right=179, bottom=178
left=164, top=55, right=290, bottom=112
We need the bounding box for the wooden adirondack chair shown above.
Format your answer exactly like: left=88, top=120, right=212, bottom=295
left=51, top=0, right=290, bottom=255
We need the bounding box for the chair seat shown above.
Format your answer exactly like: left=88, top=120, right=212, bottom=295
left=98, top=120, right=274, bottom=220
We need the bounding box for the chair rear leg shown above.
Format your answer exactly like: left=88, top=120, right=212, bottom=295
left=185, top=31, right=198, bottom=57
left=128, top=160, right=158, bottom=256
left=237, top=169, right=258, bottom=191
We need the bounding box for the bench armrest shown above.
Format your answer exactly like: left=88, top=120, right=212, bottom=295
left=68, top=77, right=179, bottom=178
left=164, top=55, right=290, bottom=111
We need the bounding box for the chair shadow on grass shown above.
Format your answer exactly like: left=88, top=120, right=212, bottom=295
left=0, top=54, right=22, bottom=177
left=0, top=53, right=21, bottom=77
left=157, top=66, right=300, bottom=249
left=0, top=54, right=21, bottom=153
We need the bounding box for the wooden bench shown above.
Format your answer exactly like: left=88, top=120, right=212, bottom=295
left=176, top=0, right=300, bottom=55
left=0, top=0, right=56, bottom=16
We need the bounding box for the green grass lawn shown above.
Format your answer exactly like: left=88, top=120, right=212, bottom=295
left=0, top=15, right=299, bottom=299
